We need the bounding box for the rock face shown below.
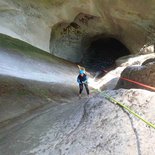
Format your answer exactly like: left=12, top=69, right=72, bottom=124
left=1, top=89, right=155, bottom=155
left=50, top=13, right=102, bottom=62
left=115, top=61, right=155, bottom=91
left=0, top=33, right=78, bottom=123
left=0, top=0, right=155, bottom=61
left=116, top=53, right=155, bottom=67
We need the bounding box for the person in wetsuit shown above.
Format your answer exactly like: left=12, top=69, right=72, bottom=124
left=77, top=70, right=89, bottom=97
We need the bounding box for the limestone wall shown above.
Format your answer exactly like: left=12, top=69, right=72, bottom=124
left=0, top=0, right=155, bottom=57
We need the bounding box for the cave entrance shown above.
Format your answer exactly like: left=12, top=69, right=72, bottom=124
left=81, top=37, right=130, bottom=73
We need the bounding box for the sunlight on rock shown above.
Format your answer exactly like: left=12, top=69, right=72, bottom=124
left=140, top=44, right=154, bottom=54
left=1, top=1, right=155, bottom=155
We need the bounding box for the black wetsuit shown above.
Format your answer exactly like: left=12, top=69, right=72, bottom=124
left=77, top=74, right=89, bottom=95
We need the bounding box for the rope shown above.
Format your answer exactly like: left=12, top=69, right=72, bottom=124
left=103, top=69, right=155, bottom=92
left=121, top=77, right=155, bottom=91
left=100, top=91, right=155, bottom=129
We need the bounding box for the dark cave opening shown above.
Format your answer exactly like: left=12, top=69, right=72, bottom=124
left=81, top=37, right=130, bottom=73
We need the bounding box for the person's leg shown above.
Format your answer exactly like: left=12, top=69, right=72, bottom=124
left=84, top=83, right=89, bottom=95
left=79, top=84, right=83, bottom=96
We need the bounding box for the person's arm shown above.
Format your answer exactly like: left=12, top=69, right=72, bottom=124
left=82, top=75, right=88, bottom=83
left=77, top=76, right=82, bottom=84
